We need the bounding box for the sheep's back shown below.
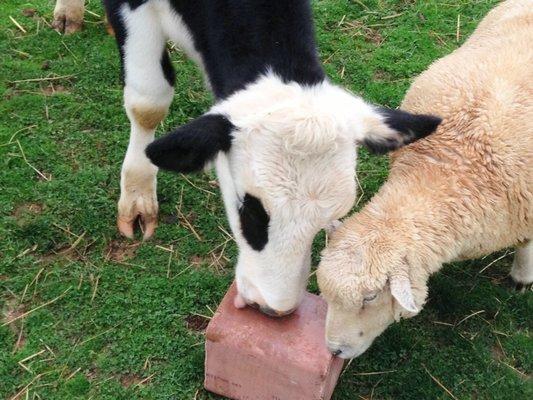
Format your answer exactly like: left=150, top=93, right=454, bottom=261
left=389, top=0, right=533, bottom=258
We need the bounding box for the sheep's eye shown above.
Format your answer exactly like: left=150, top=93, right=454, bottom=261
left=363, top=293, right=378, bottom=303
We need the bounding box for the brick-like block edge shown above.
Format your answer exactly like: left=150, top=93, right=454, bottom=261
left=204, top=282, right=344, bottom=400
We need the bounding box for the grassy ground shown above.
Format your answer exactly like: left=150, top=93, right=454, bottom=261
left=1, top=0, right=531, bottom=399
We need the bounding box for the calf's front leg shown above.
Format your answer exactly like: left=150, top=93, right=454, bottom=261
left=115, top=4, right=175, bottom=239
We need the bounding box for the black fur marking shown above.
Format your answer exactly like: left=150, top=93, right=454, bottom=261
left=239, top=194, right=270, bottom=251
left=145, top=114, right=234, bottom=173
left=104, top=1, right=325, bottom=97
left=379, top=108, right=442, bottom=139
left=172, top=0, right=325, bottom=99
left=104, top=0, right=173, bottom=86
left=103, top=1, right=128, bottom=83
left=362, top=136, right=405, bottom=155
left=161, top=49, right=176, bottom=87
left=363, top=108, right=442, bottom=154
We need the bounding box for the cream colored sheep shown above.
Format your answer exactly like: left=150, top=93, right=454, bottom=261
left=317, top=0, right=533, bottom=359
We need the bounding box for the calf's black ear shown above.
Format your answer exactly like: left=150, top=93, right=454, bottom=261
left=146, top=114, right=234, bottom=173
left=362, top=107, right=442, bottom=155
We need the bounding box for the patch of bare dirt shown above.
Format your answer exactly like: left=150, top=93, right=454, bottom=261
left=189, top=250, right=228, bottom=273
left=2, top=298, right=26, bottom=351
left=2, top=299, right=24, bottom=327
left=364, top=29, right=383, bottom=45
left=490, top=343, right=530, bottom=380
left=119, top=373, right=152, bottom=388
left=339, top=20, right=384, bottom=45
left=22, top=8, right=36, bottom=17
left=41, top=84, right=70, bottom=96
left=184, top=314, right=210, bottom=332
left=207, top=250, right=228, bottom=273
left=491, top=344, right=505, bottom=361
left=104, top=240, right=140, bottom=262
left=373, top=69, right=392, bottom=81
left=36, top=171, right=52, bottom=181
left=189, top=254, right=206, bottom=267
left=39, top=243, right=84, bottom=265
left=86, top=368, right=99, bottom=381
left=13, top=202, right=44, bottom=219
left=185, top=211, right=197, bottom=224
left=120, top=373, right=142, bottom=387
left=39, top=251, right=67, bottom=264
left=160, top=212, right=178, bottom=225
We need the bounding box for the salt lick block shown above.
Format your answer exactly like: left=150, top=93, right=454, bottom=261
left=204, top=283, right=344, bottom=400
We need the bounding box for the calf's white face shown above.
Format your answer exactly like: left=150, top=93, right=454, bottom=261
left=215, top=124, right=357, bottom=313
left=146, top=74, right=441, bottom=315
left=216, top=149, right=356, bottom=314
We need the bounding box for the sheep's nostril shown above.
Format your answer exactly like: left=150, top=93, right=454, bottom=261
left=331, top=349, right=342, bottom=357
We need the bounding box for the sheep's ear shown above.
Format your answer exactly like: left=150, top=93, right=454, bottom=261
left=361, top=107, right=441, bottom=154
left=390, top=274, right=419, bottom=314
left=146, top=114, right=234, bottom=173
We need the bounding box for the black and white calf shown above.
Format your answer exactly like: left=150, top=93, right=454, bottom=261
left=99, top=0, right=441, bottom=316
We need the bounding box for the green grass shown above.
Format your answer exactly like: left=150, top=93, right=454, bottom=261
left=1, top=0, right=531, bottom=399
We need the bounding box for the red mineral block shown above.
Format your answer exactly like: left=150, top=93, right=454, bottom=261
left=204, top=283, right=344, bottom=400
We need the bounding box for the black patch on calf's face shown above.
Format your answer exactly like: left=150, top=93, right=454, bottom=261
left=239, top=194, right=270, bottom=251
left=145, top=114, right=234, bottom=173
left=364, top=108, right=442, bottom=154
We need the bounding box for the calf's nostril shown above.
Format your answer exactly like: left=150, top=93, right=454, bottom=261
left=259, top=305, right=281, bottom=317
left=259, top=305, right=297, bottom=318
left=233, top=293, right=247, bottom=309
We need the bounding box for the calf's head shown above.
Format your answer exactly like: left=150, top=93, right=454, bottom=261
left=147, top=74, right=440, bottom=316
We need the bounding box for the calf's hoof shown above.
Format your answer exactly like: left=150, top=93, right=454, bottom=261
left=117, top=215, right=157, bottom=241
left=117, top=199, right=158, bottom=240
left=52, top=11, right=83, bottom=34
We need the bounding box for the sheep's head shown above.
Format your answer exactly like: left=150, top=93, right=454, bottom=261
left=317, top=219, right=428, bottom=359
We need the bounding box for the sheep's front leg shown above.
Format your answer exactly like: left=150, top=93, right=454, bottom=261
left=52, top=0, right=84, bottom=34
left=116, top=4, right=175, bottom=239
left=510, top=241, right=532, bottom=290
